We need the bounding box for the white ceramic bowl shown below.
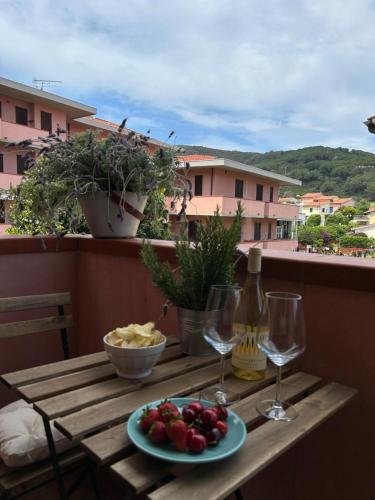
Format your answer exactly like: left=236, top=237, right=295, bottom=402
left=103, top=333, right=166, bottom=379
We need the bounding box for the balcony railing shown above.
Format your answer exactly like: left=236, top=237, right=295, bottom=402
left=0, top=118, right=50, bottom=143
left=264, top=201, right=299, bottom=220
left=167, top=196, right=266, bottom=218
left=0, top=235, right=371, bottom=500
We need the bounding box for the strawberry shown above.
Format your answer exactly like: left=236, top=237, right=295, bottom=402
left=166, top=419, right=188, bottom=451
left=139, top=407, right=160, bottom=433
left=216, top=420, right=228, bottom=436
left=148, top=421, right=169, bottom=444
left=158, top=400, right=180, bottom=423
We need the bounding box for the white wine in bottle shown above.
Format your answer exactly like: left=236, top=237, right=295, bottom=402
left=232, top=247, right=267, bottom=381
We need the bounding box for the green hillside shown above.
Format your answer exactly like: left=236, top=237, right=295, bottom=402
left=180, top=145, right=375, bottom=200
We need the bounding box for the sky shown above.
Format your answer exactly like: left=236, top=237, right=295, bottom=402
left=1, top=0, right=375, bottom=153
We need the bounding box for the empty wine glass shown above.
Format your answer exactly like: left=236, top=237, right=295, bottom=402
left=256, top=292, right=306, bottom=421
left=200, top=284, right=242, bottom=405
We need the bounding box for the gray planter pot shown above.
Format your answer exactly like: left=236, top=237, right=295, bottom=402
left=177, top=307, right=216, bottom=356
left=78, top=191, right=148, bottom=238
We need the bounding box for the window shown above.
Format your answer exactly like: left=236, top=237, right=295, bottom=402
left=15, top=106, right=28, bottom=126
left=256, top=184, right=263, bottom=201
left=235, top=179, right=244, bottom=198
left=194, top=175, right=203, bottom=196
left=270, top=186, right=274, bottom=202
left=309, top=207, right=313, bottom=213
left=41, top=111, right=52, bottom=134
left=268, top=223, right=272, bottom=239
left=322, top=208, right=325, bottom=213
left=254, top=222, right=261, bottom=241
left=0, top=102, right=2, bottom=118
left=17, top=155, right=28, bottom=174
left=0, top=154, right=3, bottom=173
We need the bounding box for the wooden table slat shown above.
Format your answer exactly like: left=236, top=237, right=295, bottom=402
left=81, top=365, right=280, bottom=464
left=1, top=351, right=110, bottom=388
left=18, top=344, right=185, bottom=403
left=110, top=372, right=321, bottom=493
left=1, top=336, right=180, bottom=389
left=56, top=360, right=262, bottom=440
left=147, top=383, right=357, bottom=500
left=35, top=353, right=220, bottom=419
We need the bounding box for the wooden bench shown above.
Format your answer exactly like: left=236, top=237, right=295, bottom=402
left=0, top=292, right=75, bottom=500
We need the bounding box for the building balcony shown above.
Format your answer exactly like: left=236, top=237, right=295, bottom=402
left=264, top=201, right=299, bottom=220
left=167, top=196, right=266, bottom=218
left=0, top=235, right=371, bottom=499
left=0, top=118, right=50, bottom=144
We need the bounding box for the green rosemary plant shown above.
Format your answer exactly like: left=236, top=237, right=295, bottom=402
left=141, top=211, right=242, bottom=311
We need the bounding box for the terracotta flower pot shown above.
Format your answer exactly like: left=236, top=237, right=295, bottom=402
left=78, top=191, right=148, bottom=238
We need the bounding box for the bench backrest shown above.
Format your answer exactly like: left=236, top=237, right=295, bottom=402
left=0, top=292, right=73, bottom=359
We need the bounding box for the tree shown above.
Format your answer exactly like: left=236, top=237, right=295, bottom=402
left=337, top=206, right=356, bottom=220
left=297, top=225, right=322, bottom=246
left=306, top=214, right=321, bottom=226
left=355, top=199, right=370, bottom=215
left=325, top=212, right=347, bottom=226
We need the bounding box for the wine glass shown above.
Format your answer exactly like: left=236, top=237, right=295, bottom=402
left=200, top=284, right=242, bottom=405
left=256, top=292, right=306, bottom=421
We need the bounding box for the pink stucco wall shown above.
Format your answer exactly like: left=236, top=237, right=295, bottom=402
left=210, top=169, right=279, bottom=201
left=0, top=92, right=67, bottom=143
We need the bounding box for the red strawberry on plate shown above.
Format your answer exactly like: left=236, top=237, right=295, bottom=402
left=166, top=419, right=188, bottom=451
left=148, top=421, right=169, bottom=445
left=139, top=407, right=160, bottom=433
left=216, top=420, right=228, bottom=436
left=158, top=400, right=180, bottom=423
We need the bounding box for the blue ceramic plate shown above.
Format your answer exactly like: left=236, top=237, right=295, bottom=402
left=127, top=397, right=247, bottom=464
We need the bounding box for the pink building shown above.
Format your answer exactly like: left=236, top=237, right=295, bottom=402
left=0, top=77, right=163, bottom=232
left=168, top=155, right=302, bottom=251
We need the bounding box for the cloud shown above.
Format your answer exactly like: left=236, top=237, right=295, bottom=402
left=0, top=0, right=375, bottom=151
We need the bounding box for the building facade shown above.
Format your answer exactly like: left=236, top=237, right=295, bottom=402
left=0, top=77, right=162, bottom=233
left=168, top=155, right=302, bottom=251
left=299, top=192, right=354, bottom=224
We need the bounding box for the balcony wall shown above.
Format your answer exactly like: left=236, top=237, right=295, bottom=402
left=264, top=201, right=299, bottom=220
left=0, top=236, right=373, bottom=499
left=167, top=196, right=265, bottom=218
left=0, top=118, right=50, bottom=143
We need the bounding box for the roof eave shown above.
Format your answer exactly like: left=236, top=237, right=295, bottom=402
left=0, top=77, right=96, bottom=119
left=185, top=158, right=302, bottom=186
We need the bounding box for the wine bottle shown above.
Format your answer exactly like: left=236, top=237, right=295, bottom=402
left=232, top=247, right=267, bottom=380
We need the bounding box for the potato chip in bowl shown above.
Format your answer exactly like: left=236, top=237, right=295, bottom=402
left=106, top=322, right=163, bottom=348
left=103, top=322, right=166, bottom=379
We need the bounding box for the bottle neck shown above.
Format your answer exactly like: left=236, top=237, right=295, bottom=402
left=246, top=271, right=261, bottom=286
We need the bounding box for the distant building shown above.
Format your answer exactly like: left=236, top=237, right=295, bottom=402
left=299, top=192, right=354, bottom=225
left=0, top=76, right=160, bottom=233
left=168, top=155, right=302, bottom=251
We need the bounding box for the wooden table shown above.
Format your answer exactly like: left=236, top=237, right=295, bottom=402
left=1, top=338, right=357, bottom=500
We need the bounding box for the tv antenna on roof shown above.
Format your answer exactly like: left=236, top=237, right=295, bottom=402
left=32, top=78, right=62, bottom=90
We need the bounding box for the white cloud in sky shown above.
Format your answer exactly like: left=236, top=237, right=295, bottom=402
left=0, top=0, right=375, bottom=151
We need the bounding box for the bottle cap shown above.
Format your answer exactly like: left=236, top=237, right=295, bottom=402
left=247, top=247, right=262, bottom=273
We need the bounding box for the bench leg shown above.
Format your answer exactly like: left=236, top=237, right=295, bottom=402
left=42, top=417, right=67, bottom=500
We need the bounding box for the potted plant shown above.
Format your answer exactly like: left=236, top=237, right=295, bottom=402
left=12, top=124, right=187, bottom=238
left=141, top=212, right=241, bottom=355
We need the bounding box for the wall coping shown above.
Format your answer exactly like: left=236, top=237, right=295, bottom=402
left=0, top=234, right=373, bottom=292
